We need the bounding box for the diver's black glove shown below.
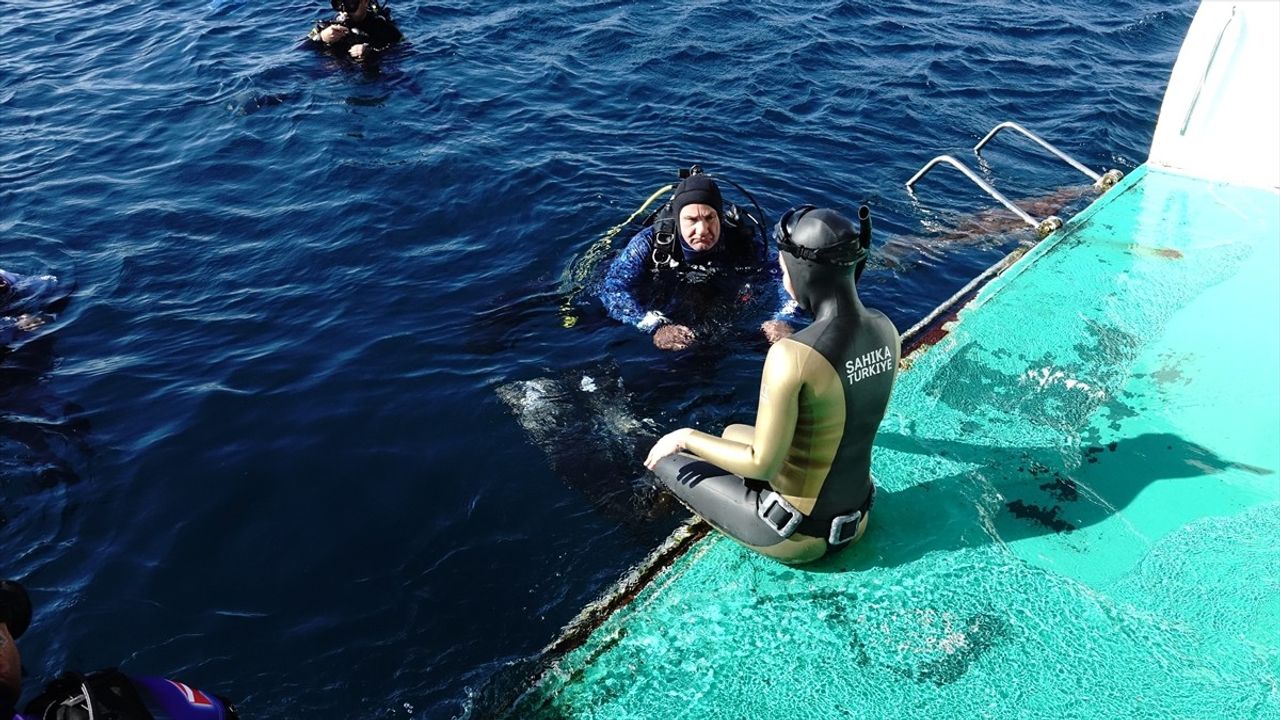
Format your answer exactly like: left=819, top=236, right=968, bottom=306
left=0, top=580, right=32, bottom=639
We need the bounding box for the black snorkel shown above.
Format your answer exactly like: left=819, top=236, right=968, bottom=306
left=855, top=205, right=871, bottom=282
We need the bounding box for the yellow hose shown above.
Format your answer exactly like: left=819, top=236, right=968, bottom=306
left=560, top=183, right=675, bottom=328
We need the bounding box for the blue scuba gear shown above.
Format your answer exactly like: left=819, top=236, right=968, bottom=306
left=598, top=165, right=772, bottom=330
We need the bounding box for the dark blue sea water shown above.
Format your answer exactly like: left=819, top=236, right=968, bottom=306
left=2, top=1, right=1195, bottom=717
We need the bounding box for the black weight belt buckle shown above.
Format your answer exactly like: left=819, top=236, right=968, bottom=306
left=757, top=490, right=802, bottom=538
left=827, top=510, right=864, bottom=546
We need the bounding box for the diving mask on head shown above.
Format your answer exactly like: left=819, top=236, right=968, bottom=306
left=331, top=0, right=362, bottom=14
left=775, top=205, right=871, bottom=267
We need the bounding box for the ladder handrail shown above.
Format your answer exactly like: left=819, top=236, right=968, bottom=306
left=905, top=154, right=1064, bottom=239
left=974, top=120, right=1102, bottom=183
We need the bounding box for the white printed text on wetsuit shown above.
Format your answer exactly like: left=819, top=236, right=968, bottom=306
left=845, top=345, right=894, bottom=385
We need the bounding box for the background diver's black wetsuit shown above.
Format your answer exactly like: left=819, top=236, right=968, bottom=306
left=653, top=208, right=899, bottom=565
left=309, top=3, right=402, bottom=56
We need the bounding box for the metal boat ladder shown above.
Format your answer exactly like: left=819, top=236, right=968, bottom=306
left=905, top=120, right=1124, bottom=238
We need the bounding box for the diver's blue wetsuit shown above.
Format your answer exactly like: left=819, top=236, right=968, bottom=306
left=600, top=225, right=790, bottom=332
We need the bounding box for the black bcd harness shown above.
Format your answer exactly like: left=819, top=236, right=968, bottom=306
left=642, top=166, right=769, bottom=273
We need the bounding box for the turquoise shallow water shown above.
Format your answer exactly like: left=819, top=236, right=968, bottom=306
left=511, top=167, right=1280, bottom=719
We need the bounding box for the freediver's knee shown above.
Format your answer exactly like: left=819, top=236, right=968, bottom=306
left=653, top=454, right=785, bottom=548
left=752, top=534, right=828, bottom=565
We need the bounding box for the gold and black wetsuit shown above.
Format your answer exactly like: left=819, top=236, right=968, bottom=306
left=654, top=300, right=899, bottom=564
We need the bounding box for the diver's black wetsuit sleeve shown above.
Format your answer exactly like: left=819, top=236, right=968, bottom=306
left=682, top=339, right=803, bottom=480
left=355, top=14, right=402, bottom=47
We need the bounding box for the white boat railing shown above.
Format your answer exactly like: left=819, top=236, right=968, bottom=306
left=974, top=120, right=1123, bottom=190
left=905, top=153, right=1063, bottom=238
left=906, top=120, right=1128, bottom=238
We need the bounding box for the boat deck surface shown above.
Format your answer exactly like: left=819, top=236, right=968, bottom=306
left=510, top=165, right=1280, bottom=720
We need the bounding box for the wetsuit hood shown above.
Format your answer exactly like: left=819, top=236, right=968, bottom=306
left=775, top=207, right=867, bottom=315
left=670, top=174, right=724, bottom=242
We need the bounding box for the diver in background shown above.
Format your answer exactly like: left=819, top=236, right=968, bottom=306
left=601, top=170, right=771, bottom=351
left=644, top=206, right=899, bottom=565
left=1, top=580, right=238, bottom=719
left=1, top=268, right=59, bottom=347
left=309, top=0, right=402, bottom=61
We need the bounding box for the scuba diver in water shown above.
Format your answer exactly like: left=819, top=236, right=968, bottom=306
left=1, top=580, right=238, bottom=719
left=600, top=167, right=777, bottom=351
left=1, top=268, right=61, bottom=347
left=643, top=206, right=900, bottom=565
left=308, top=0, right=402, bottom=61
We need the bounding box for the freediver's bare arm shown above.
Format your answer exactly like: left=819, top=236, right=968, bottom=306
left=646, top=340, right=800, bottom=477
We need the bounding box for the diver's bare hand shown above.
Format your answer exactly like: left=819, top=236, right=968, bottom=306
left=653, top=324, right=695, bottom=351
left=645, top=428, right=692, bottom=470
left=761, top=320, right=794, bottom=344
left=319, top=24, right=349, bottom=44
left=348, top=43, right=368, bottom=60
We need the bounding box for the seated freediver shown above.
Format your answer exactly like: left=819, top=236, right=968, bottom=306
left=643, top=206, right=900, bottom=565
left=1, top=579, right=239, bottom=719
left=600, top=167, right=772, bottom=351
left=308, top=0, right=402, bottom=61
